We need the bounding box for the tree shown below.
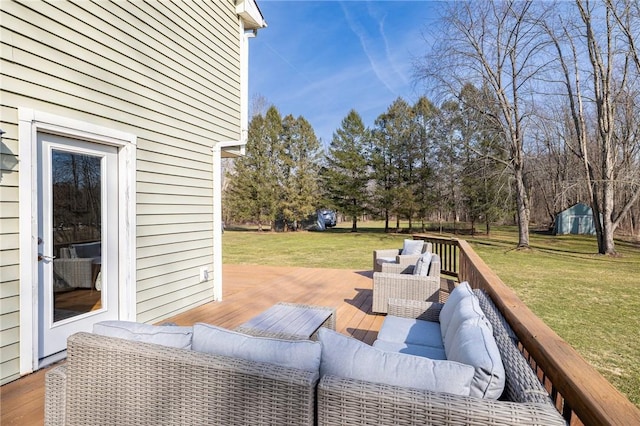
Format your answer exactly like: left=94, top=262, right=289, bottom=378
left=225, top=106, right=284, bottom=230
left=412, top=97, right=438, bottom=232
left=456, top=83, right=511, bottom=235
left=547, top=0, right=640, bottom=254
left=370, top=98, right=420, bottom=232
left=280, top=115, right=322, bottom=230
left=322, top=110, right=370, bottom=232
left=417, top=1, right=553, bottom=248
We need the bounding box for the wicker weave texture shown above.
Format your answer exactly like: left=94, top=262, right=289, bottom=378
left=47, top=332, right=318, bottom=425
left=44, top=365, right=67, bottom=426
left=387, top=299, right=443, bottom=322
left=317, top=375, right=566, bottom=426
left=53, top=258, right=94, bottom=289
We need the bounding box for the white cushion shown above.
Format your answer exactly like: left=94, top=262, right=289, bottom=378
left=439, top=281, right=474, bottom=339
left=192, top=323, right=321, bottom=373
left=401, top=239, right=423, bottom=255
left=93, top=321, right=193, bottom=349
left=318, top=328, right=474, bottom=396
left=413, top=252, right=433, bottom=276
left=446, top=319, right=505, bottom=399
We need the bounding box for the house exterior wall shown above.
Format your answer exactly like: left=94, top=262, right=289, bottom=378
left=0, top=0, right=252, bottom=384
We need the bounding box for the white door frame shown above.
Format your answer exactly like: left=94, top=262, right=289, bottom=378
left=18, top=109, right=137, bottom=375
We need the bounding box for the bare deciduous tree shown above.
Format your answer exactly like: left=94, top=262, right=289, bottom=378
left=547, top=0, right=640, bottom=254
left=416, top=1, right=553, bottom=248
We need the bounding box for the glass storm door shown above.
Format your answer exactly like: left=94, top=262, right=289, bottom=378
left=37, top=133, right=119, bottom=362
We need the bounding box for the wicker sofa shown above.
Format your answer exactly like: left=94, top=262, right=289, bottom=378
left=45, top=289, right=567, bottom=426
left=317, top=289, right=567, bottom=426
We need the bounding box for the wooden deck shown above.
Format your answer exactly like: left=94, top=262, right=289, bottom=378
left=3, top=264, right=441, bottom=425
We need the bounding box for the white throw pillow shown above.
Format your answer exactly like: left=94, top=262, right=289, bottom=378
left=318, top=328, right=474, bottom=396
left=401, top=239, right=423, bottom=255
left=93, top=320, right=193, bottom=349
left=413, top=257, right=424, bottom=275
left=192, top=323, right=321, bottom=373
left=418, top=252, right=432, bottom=276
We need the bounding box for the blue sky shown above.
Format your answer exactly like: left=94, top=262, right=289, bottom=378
left=249, top=1, right=442, bottom=146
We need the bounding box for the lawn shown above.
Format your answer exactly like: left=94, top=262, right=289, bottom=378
left=222, top=222, right=640, bottom=408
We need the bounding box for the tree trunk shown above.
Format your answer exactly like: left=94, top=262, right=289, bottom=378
left=514, top=166, right=530, bottom=248
left=384, top=209, right=389, bottom=233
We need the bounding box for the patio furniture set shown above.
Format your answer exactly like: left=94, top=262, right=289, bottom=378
left=44, top=241, right=566, bottom=425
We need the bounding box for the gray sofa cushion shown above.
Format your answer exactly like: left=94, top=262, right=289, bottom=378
left=376, top=315, right=443, bottom=349
left=445, top=319, right=505, bottom=399
left=373, top=340, right=447, bottom=360
left=442, top=295, right=492, bottom=348
left=440, top=281, right=475, bottom=340
left=318, top=328, right=474, bottom=396
left=93, top=320, right=193, bottom=349
left=192, top=323, right=321, bottom=373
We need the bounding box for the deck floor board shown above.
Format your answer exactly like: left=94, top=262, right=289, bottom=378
left=1, top=264, right=383, bottom=425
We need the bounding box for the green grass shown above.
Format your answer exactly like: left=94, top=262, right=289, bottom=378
left=222, top=222, right=640, bottom=408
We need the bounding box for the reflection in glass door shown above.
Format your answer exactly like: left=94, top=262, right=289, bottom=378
left=51, top=150, right=103, bottom=320
left=38, top=133, right=119, bottom=362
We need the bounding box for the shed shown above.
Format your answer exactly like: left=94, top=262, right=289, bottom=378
left=553, top=203, right=596, bottom=235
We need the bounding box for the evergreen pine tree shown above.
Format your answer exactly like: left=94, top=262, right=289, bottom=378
left=322, top=110, right=369, bottom=232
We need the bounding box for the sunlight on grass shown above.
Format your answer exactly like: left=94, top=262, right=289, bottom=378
left=222, top=222, right=640, bottom=407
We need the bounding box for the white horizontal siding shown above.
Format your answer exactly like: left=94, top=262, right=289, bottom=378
left=1, top=0, right=243, bottom=382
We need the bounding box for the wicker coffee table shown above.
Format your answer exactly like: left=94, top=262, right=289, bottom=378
left=235, top=302, right=336, bottom=340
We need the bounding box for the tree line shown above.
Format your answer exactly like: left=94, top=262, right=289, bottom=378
left=224, top=0, right=640, bottom=255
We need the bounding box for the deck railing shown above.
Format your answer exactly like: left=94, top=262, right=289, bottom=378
left=413, top=234, right=640, bottom=426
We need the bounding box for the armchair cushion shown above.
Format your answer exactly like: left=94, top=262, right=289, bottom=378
left=318, top=328, right=474, bottom=396
left=401, top=239, right=423, bottom=255
left=93, top=320, right=193, bottom=349
left=413, top=252, right=433, bottom=276
left=192, top=323, right=321, bottom=373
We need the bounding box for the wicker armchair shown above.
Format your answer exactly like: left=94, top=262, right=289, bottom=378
left=317, top=293, right=567, bottom=426
left=372, top=254, right=441, bottom=314
left=45, top=332, right=318, bottom=425
left=372, top=241, right=433, bottom=272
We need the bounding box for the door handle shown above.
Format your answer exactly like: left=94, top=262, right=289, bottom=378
left=38, top=254, right=56, bottom=262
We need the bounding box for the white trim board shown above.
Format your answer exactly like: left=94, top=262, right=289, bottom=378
left=18, top=108, right=137, bottom=375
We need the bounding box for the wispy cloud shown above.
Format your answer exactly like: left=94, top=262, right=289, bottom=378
left=340, top=1, right=408, bottom=96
